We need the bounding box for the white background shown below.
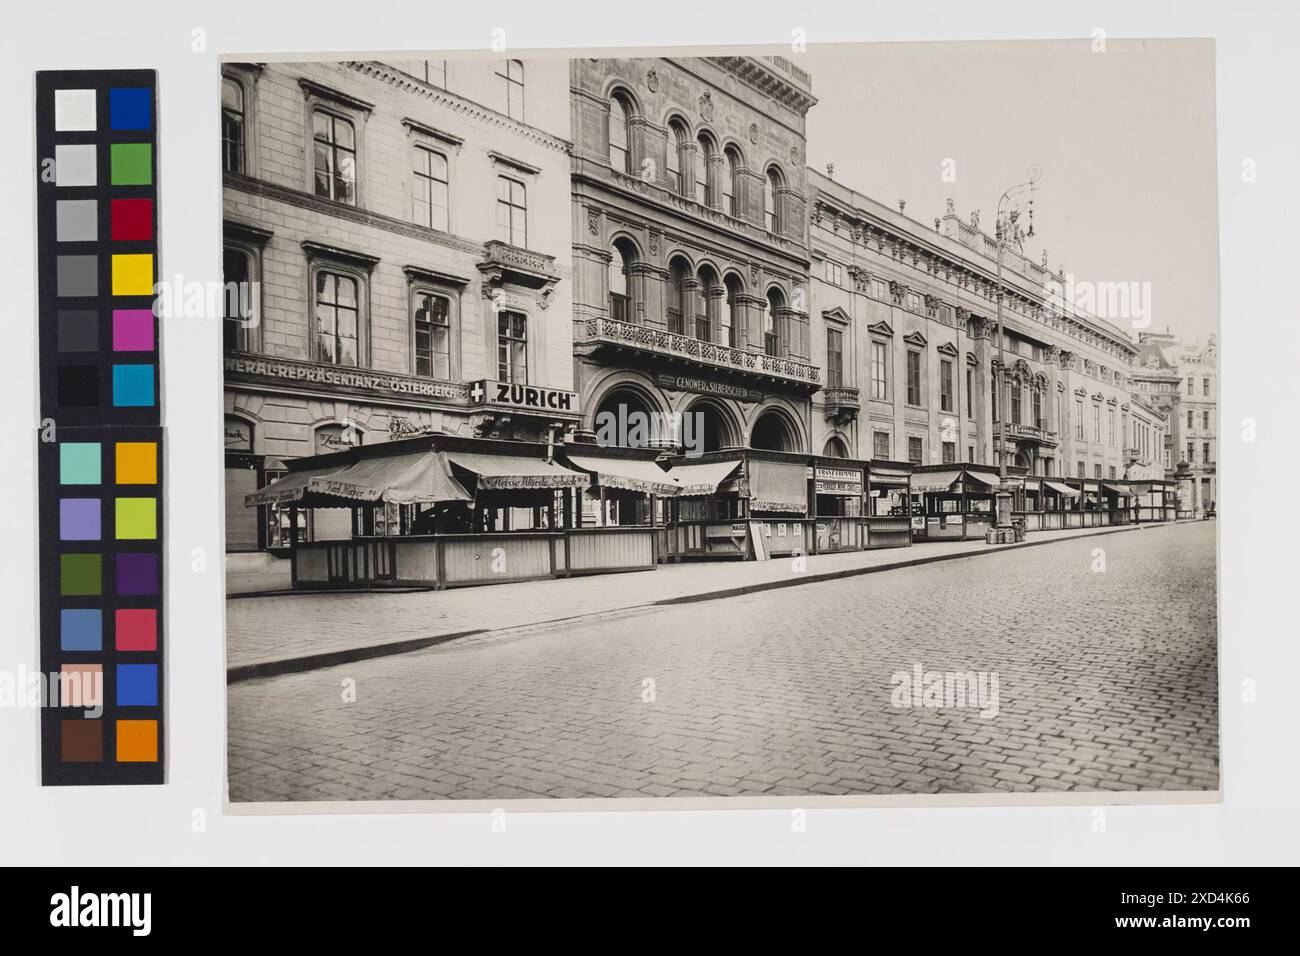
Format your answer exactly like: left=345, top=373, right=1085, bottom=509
left=1, top=0, right=1294, bottom=865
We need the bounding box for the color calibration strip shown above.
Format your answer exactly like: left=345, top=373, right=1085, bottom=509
left=36, top=70, right=163, bottom=785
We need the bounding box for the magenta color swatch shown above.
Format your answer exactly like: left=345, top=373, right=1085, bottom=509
left=112, top=309, right=154, bottom=352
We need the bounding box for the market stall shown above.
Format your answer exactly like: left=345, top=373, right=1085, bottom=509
left=246, top=436, right=661, bottom=589
left=909, top=464, right=1002, bottom=541
left=864, top=460, right=913, bottom=548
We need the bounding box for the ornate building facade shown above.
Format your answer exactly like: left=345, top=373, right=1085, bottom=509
left=1133, top=330, right=1216, bottom=514
left=222, top=58, right=577, bottom=553
left=808, top=172, right=1143, bottom=479
left=568, top=56, right=821, bottom=454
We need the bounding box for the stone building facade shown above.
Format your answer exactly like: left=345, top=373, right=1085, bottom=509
left=568, top=56, right=821, bottom=454
left=1133, top=330, right=1216, bottom=513
left=807, top=171, right=1141, bottom=479
left=221, top=58, right=576, bottom=552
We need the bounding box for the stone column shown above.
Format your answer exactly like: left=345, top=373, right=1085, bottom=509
left=630, top=262, right=666, bottom=330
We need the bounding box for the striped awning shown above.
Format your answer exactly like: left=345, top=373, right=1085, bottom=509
left=567, top=455, right=680, bottom=496
left=444, top=451, right=590, bottom=491
left=665, top=460, right=743, bottom=496
left=1043, top=480, right=1081, bottom=497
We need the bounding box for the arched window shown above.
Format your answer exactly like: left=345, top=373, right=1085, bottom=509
left=608, top=93, right=632, bottom=173
left=496, top=59, right=524, bottom=120
left=695, top=134, right=713, bottom=206
left=723, top=274, right=743, bottom=349
left=764, top=167, right=783, bottom=233
left=221, top=76, right=245, bottom=174
left=723, top=146, right=741, bottom=217
left=764, top=289, right=782, bottom=357
left=695, top=265, right=718, bottom=342
left=667, top=257, right=691, bottom=336
left=666, top=120, right=686, bottom=195
left=608, top=239, right=635, bottom=323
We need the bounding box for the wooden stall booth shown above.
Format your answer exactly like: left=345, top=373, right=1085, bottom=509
left=247, top=436, right=661, bottom=590
left=864, top=460, right=914, bottom=548
left=809, top=457, right=868, bottom=553
left=909, top=464, right=1005, bottom=541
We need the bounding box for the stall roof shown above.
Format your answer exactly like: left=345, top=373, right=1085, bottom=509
left=1128, top=482, right=1154, bottom=495
left=567, top=455, right=680, bottom=496
left=1043, top=480, right=1081, bottom=497
left=310, top=452, right=471, bottom=505
left=444, top=451, right=590, bottom=491
left=910, top=470, right=962, bottom=493
left=963, top=469, right=1004, bottom=489
left=245, top=464, right=349, bottom=507
left=1101, top=482, right=1130, bottom=496
left=665, top=459, right=743, bottom=496
left=868, top=465, right=911, bottom=484
left=245, top=453, right=472, bottom=508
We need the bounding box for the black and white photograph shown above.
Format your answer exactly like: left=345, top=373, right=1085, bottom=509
left=221, top=41, right=1220, bottom=806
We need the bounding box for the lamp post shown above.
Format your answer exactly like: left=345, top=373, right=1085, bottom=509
left=990, top=166, right=1041, bottom=540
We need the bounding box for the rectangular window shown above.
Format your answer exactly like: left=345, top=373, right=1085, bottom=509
left=1187, top=409, right=1194, bottom=429
left=1077, top=461, right=1086, bottom=478
left=870, top=279, right=888, bottom=300
left=1108, top=465, right=1117, bottom=479
left=412, top=146, right=449, bottom=232
left=312, top=110, right=356, bottom=205
left=497, top=311, right=527, bottom=383
left=967, top=445, right=975, bottom=463
left=1203, top=377, right=1210, bottom=396
left=1094, top=464, right=1103, bottom=479
left=222, top=248, right=251, bottom=351
left=496, top=60, right=524, bottom=119
left=402, top=60, right=447, bottom=88
left=826, top=329, right=843, bottom=388
left=1187, top=441, right=1195, bottom=463
left=495, top=176, right=527, bottom=247
left=906, top=351, right=921, bottom=406
left=315, top=271, right=359, bottom=367
left=1203, top=441, right=1211, bottom=463
left=1092, top=405, right=1100, bottom=442
left=940, top=359, right=954, bottom=413
left=966, top=367, right=974, bottom=419
left=942, top=440, right=956, bottom=464
left=221, top=77, right=245, bottom=174
left=873, top=431, right=890, bottom=459
left=906, top=291, right=922, bottom=312
left=907, top=436, right=923, bottom=465
left=824, top=259, right=843, bottom=286
left=1032, top=390, right=1043, bottom=429
left=1108, top=408, right=1116, bottom=445
left=871, top=341, right=889, bottom=400
left=1010, top=386, right=1022, bottom=426
left=1075, top=400, right=1084, bottom=439
left=1187, top=377, right=1195, bottom=395
left=1202, top=410, right=1210, bottom=429
left=413, top=292, right=451, bottom=379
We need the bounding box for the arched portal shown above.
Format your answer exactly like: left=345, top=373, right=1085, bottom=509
left=822, top=436, right=849, bottom=459
left=683, top=398, right=740, bottom=454
left=750, top=409, right=798, bottom=452
left=593, top=385, right=664, bottom=449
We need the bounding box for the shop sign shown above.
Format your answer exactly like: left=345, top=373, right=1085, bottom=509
left=224, top=416, right=252, bottom=451
left=813, top=466, right=862, bottom=496
left=315, top=423, right=362, bottom=455
left=655, top=373, right=762, bottom=404
left=224, top=355, right=468, bottom=402
left=470, top=379, right=579, bottom=415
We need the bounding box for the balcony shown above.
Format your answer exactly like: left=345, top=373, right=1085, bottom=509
left=477, top=241, right=560, bottom=304
left=994, top=422, right=1060, bottom=447
left=823, top=386, right=861, bottom=425
left=576, top=315, right=821, bottom=392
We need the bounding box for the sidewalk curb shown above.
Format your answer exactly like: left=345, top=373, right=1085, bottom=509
left=226, top=522, right=1161, bottom=684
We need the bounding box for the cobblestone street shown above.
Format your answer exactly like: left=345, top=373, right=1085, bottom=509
left=228, top=521, right=1219, bottom=802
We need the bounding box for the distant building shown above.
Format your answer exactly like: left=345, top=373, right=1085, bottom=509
left=808, top=172, right=1139, bottom=480
left=1133, top=330, right=1216, bottom=514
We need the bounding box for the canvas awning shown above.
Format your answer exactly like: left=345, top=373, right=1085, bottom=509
left=665, top=460, right=742, bottom=496
left=567, top=455, right=680, bottom=496
left=245, top=453, right=472, bottom=508
left=1043, top=480, right=1081, bottom=497
left=963, top=470, right=1005, bottom=490
left=1101, top=482, right=1129, bottom=496
left=444, top=451, right=590, bottom=491
left=307, top=452, right=471, bottom=505
left=245, top=464, right=349, bottom=507
left=910, top=470, right=962, bottom=493
left=868, top=466, right=911, bottom=486
left=747, top=458, right=808, bottom=514
left=1129, top=482, right=1154, bottom=496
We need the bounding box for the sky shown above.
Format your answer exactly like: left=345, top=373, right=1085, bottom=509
left=801, top=39, right=1219, bottom=345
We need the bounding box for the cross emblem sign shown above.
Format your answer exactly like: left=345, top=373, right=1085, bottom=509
left=470, top=380, right=485, bottom=403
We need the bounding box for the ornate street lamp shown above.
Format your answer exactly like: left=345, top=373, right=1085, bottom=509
left=990, top=165, right=1041, bottom=542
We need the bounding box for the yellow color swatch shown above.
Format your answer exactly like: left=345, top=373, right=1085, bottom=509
left=111, top=254, right=154, bottom=296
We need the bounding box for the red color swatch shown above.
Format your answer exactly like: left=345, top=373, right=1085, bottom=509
left=110, top=198, right=153, bottom=241
left=115, top=607, right=157, bottom=651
